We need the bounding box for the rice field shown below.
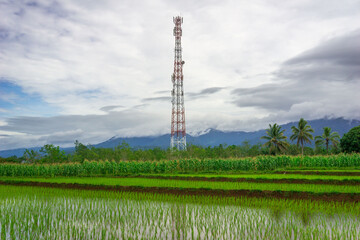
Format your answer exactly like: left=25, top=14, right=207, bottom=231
left=2, top=176, right=360, bottom=194
left=142, top=172, right=360, bottom=181
left=1, top=185, right=360, bottom=240
left=2, top=155, right=360, bottom=239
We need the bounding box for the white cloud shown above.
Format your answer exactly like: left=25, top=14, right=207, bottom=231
left=0, top=0, right=360, bottom=149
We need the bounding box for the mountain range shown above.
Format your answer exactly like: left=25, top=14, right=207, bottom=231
left=1, top=117, right=359, bottom=157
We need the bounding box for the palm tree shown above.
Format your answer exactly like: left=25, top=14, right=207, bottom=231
left=290, top=118, right=314, bottom=155
left=315, top=127, right=340, bottom=153
left=261, top=123, right=289, bottom=154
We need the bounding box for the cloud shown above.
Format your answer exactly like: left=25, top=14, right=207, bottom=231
left=1, top=0, right=360, bottom=150
left=143, top=87, right=225, bottom=102
left=0, top=110, right=164, bottom=135
left=279, top=29, right=360, bottom=82
left=0, top=0, right=172, bottom=115
left=154, top=90, right=169, bottom=95
left=99, top=105, right=124, bottom=112
left=38, top=129, right=84, bottom=145
left=142, top=97, right=171, bottom=102
left=0, top=109, right=169, bottom=150
left=187, top=87, right=224, bottom=99
left=232, top=29, right=360, bottom=120
left=232, top=82, right=324, bottom=111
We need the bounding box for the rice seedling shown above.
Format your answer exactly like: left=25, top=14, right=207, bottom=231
left=142, top=172, right=360, bottom=181
left=2, top=176, right=360, bottom=194
left=1, top=185, right=359, bottom=240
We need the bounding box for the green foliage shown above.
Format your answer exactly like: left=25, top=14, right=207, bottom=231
left=1, top=154, right=359, bottom=177
left=73, top=140, right=88, bottom=162
left=284, top=144, right=301, bottom=155
left=0, top=134, right=352, bottom=164
left=39, top=144, right=67, bottom=163
left=261, top=123, right=289, bottom=154
left=315, top=127, right=340, bottom=153
left=340, top=126, right=360, bottom=153
left=23, top=149, right=40, bottom=163
left=0, top=155, right=23, bottom=164
left=45, top=141, right=275, bottom=163
left=290, top=118, right=314, bottom=155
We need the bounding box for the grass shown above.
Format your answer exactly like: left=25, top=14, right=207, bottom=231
left=2, top=176, right=360, bottom=194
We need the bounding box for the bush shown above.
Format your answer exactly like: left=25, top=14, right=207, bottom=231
left=340, top=126, right=360, bottom=153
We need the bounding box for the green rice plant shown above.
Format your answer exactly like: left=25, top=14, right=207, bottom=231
left=142, top=173, right=360, bottom=181
left=0, top=185, right=359, bottom=239
left=3, top=176, right=360, bottom=194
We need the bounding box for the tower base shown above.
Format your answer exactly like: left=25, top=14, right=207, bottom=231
left=170, top=136, right=186, bottom=150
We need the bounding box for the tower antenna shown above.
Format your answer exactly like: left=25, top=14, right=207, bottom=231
left=170, top=16, right=186, bottom=150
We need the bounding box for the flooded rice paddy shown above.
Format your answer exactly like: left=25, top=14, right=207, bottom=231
left=1, top=186, right=359, bottom=239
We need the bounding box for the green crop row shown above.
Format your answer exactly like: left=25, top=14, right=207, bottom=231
left=142, top=173, right=360, bottom=181
left=2, top=176, right=360, bottom=194
left=1, top=185, right=359, bottom=215
left=276, top=168, right=360, bottom=172
left=0, top=154, right=359, bottom=177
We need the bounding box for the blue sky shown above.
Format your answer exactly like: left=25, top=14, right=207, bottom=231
left=0, top=80, right=59, bottom=117
left=0, top=0, right=360, bottom=150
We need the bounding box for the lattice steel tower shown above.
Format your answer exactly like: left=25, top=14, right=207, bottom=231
left=170, top=16, right=186, bottom=150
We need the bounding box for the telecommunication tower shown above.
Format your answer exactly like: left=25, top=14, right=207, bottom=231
left=170, top=16, right=186, bottom=150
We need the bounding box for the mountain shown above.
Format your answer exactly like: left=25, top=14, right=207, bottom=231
left=0, top=147, right=74, bottom=159
left=1, top=117, right=359, bottom=157
left=95, top=118, right=360, bottom=149
left=0, top=147, right=42, bottom=159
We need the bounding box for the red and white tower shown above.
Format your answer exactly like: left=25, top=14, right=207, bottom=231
left=171, top=16, right=186, bottom=150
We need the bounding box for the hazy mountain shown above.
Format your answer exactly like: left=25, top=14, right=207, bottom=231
left=94, top=117, right=360, bottom=148
left=1, top=117, right=359, bottom=157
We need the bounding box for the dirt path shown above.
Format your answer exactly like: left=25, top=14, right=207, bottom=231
left=1, top=180, right=359, bottom=203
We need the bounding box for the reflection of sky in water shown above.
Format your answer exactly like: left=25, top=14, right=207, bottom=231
left=2, top=195, right=359, bottom=239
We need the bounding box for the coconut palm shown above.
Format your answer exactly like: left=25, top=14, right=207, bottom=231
left=261, top=123, right=289, bottom=154
left=315, top=127, right=340, bottom=153
left=290, top=118, right=314, bottom=155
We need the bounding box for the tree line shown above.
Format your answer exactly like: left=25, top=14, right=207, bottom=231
left=1, top=120, right=359, bottom=163
left=261, top=118, right=342, bottom=155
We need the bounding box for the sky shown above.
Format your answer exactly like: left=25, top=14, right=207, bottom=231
left=0, top=0, right=360, bottom=150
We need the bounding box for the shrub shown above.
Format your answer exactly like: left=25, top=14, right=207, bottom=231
left=340, top=126, right=360, bottom=153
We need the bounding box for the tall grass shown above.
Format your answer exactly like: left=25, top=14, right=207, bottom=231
left=0, top=154, right=359, bottom=177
